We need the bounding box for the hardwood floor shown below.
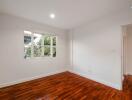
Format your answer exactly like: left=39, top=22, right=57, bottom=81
left=0, top=71, right=131, bottom=100
left=123, top=75, right=132, bottom=100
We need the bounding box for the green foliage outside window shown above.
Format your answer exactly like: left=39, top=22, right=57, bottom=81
left=33, top=46, right=42, bottom=57
left=44, top=36, right=51, bottom=45
left=24, top=32, right=57, bottom=59
left=53, top=37, right=56, bottom=46
left=44, top=46, right=51, bottom=56
left=24, top=47, right=31, bottom=59
left=53, top=47, right=56, bottom=57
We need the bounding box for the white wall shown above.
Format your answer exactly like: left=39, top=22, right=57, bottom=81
left=71, top=9, right=132, bottom=90
left=0, top=13, right=69, bottom=88
left=126, top=25, right=132, bottom=75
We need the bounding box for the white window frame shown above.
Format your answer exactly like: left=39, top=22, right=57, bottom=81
left=24, top=31, right=57, bottom=59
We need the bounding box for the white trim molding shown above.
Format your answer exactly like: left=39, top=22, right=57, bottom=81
left=0, top=70, right=66, bottom=88
left=69, top=70, right=122, bottom=90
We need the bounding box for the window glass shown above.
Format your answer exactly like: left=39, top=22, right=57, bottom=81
left=53, top=47, right=56, bottom=57
left=33, top=33, right=42, bottom=46
left=53, top=37, right=56, bottom=46
left=44, top=36, right=51, bottom=45
left=44, top=46, right=51, bottom=56
left=33, top=33, right=42, bottom=57
left=24, top=36, right=32, bottom=59
left=33, top=46, right=42, bottom=57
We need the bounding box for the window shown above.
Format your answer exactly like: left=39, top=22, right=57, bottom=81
left=24, top=31, right=57, bottom=59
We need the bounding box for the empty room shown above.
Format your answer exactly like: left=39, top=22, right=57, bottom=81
left=0, top=0, right=132, bottom=100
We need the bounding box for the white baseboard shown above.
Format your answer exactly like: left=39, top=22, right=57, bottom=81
left=0, top=70, right=66, bottom=88
left=69, top=70, right=122, bottom=90
left=126, top=73, right=132, bottom=75
left=0, top=70, right=122, bottom=90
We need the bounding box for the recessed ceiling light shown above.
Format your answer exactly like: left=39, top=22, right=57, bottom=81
left=50, top=13, right=55, bottom=19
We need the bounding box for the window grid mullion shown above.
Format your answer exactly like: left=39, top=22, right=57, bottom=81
left=41, top=35, right=45, bottom=57
left=50, top=36, right=53, bottom=57
left=31, top=33, right=34, bottom=58
left=53, top=36, right=57, bottom=57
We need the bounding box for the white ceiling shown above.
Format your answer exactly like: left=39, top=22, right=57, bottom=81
left=0, top=0, right=130, bottom=29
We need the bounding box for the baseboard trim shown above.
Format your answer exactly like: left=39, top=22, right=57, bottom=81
left=0, top=70, right=122, bottom=90
left=0, top=70, right=66, bottom=88
left=69, top=70, right=122, bottom=90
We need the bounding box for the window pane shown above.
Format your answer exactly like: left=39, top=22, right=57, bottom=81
left=33, top=46, right=42, bottom=57
left=44, top=46, right=50, bottom=56
left=24, top=46, right=31, bottom=59
left=24, top=36, right=32, bottom=59
left=53, top=47, right=56, bottom=57
left=33, top=33, right=42, bottom=46
left=53, top=37, right=56, bottom=46
left=44, top=36, right=51, bottom=45
left=33, top=33, right=43, bottom=57
left=24, top=36, right=31, bottom=45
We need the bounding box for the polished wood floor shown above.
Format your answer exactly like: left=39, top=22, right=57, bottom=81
left=0, top=71, right=132, bottom=100
left=123, top=75, right=132, bottom=99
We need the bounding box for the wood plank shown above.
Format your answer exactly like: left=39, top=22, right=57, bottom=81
left=0, top=71, right=131, bottom=100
